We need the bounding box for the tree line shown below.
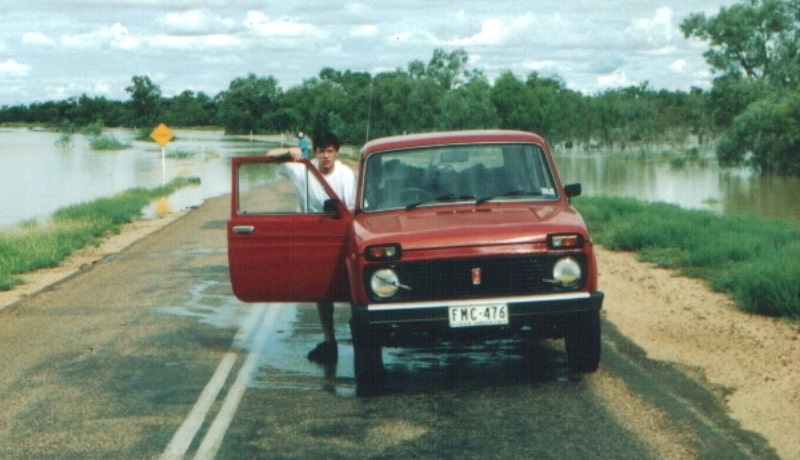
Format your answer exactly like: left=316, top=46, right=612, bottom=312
left=1, top=0, right=798, bottom=175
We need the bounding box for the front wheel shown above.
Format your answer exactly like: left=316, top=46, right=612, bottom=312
left=350, top=318, right=384, bottom=385
left=563, top=310, right=601, bottom=373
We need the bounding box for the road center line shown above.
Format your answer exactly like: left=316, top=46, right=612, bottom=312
left=160, top=305, right=268, bottom=460
left=193, top=305, right=281, bottom=460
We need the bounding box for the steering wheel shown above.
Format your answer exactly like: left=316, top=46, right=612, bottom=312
left=385, top=187, right=434, bottom=207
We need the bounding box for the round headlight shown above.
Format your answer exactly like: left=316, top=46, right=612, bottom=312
left=370, top=268, right=400, bottom=298
left=553, top=257, right=581, bottom=287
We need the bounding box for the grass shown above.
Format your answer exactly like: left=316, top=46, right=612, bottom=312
left=0, top=177, right=201, bottom=291
left=89, top=134, right=130, bottom=150
left=574, top=196, right=800, bottom=319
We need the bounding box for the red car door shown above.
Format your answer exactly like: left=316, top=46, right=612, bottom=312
left=227, top=157, right=352, bottom=303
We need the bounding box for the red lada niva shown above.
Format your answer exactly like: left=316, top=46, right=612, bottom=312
left=228, top=130, right=603, bottom=384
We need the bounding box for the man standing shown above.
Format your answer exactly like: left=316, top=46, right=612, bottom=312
left=267, top=132, right=355, bottom=364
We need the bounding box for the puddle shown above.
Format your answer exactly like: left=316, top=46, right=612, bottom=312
left=156, top=283, right=576, bottom=398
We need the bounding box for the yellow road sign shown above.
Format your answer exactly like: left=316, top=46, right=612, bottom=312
left=150, top=123, right=174, bottom=147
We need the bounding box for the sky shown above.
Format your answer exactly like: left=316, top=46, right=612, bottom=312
left=0, top=0, right=741, bottom=106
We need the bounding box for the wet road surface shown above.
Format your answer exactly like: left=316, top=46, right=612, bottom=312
left=0, top=195, right=779, bottom=459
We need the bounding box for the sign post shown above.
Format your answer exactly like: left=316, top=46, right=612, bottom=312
left=150, top=123, right=174, bottom=184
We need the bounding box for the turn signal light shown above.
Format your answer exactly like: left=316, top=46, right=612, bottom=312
left=548, top=234, right=584, bottom=249
left=366, top=244, right=402, bottom=261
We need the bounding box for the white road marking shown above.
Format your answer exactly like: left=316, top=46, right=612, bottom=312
left=194, top=306, right=280, bottom=459
left=160, top=304, right=278, bottom=460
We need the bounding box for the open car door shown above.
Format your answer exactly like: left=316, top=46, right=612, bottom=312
left=227, top=157, right=352, bottom=303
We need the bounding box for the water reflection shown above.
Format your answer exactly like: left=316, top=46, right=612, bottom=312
left=555, top=152, right=800, bottom=220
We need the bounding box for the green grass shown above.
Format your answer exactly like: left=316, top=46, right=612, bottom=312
left=89, top=134, right=130, bottom=150
left=0, top=177, right=201, bottom=291
left=574, top=196, right=800, bottom=319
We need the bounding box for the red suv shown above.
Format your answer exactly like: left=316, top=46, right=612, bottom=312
left=228, top=130, right=603, bottom=384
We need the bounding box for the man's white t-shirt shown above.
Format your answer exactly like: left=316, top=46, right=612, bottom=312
left=279, top=159, right=356, bottom=212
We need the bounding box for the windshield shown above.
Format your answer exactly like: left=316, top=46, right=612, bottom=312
left=362, top=143, right=557, bottom=212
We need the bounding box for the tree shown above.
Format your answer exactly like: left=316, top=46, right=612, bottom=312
left=216, top=73, right=280, bottom=134
left=426, top=48, right=470, bottom=90
left=162, top=90, right=216, bottom=127
left=125, top=75, right=162, bottom=128
left=437, top=77, right=499, bottom=130
left=717, top=90, right=800, bottom=174
left=681, top=0, right=800, bottom=87
left=684, top=0, right=800, bottom=174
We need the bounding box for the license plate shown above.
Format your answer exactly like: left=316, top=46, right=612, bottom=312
left=448, top=304, right=509, bottom=327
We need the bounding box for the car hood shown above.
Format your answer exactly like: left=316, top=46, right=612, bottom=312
left=352, top=204, right=587, bottom=253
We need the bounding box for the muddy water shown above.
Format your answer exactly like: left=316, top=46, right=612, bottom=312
left=2, top=128, right=800, bottom=227
left=555, top=152, right=800, bottom=220
left=0, top=128, right=281, bottom=227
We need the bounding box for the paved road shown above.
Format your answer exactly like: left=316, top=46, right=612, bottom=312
left=0, top=195, right=779, bottom=459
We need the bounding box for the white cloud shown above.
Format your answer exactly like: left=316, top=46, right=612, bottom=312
left=351, top=25, right=378, bottom=38
left=0, top=59, right=31, bottom=77
left=60, top=23, right=140, bottom=50
left=597, top=69, right=634, bottom=88
left=244, top=11, right=316, bottom=37
left=23, top=32, right=55, bottom=46
left=669, top=59, right=688, bottom=73
left=625, top=7, right=675, bottom=47
left=158, top=9, right=236, bottom=34
left=448, top=13, right=541, bottom=46
left=150, top=33, right=241, bottom=50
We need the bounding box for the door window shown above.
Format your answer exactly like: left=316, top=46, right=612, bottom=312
left=237, top=162, right=330, bottom=215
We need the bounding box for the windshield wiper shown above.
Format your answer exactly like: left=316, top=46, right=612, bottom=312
left=477, top=190, right=542, bottom=205
left=406, top=194, right=476, bottom=210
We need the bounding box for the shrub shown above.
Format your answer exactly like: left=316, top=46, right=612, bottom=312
left=574, top=196, right=800, bottom=318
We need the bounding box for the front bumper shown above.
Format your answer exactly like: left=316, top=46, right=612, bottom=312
left=352, top=291, right=604, bottom=326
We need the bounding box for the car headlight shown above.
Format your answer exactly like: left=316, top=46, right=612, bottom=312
left=370, top=268, right=401, bottom=298
left=552, top=257, right=581, bottom=287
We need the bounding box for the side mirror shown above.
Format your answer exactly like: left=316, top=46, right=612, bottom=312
left=323, top=198, right=342, bottom=218
left=564, top=183, right=582, bottom=201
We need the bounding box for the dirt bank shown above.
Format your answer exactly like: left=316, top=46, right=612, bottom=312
left=2, top=209, right=797, bottom=458
left=598, top=248, right=799, bottom=459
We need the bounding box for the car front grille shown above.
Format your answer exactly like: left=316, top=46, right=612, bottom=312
left=366, top=254, right=586, bottom=303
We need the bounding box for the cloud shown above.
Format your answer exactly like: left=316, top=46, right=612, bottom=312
left=60, top=23, right=140, bottom=50
left=23, top=32, right=55, bottom=46
left=351, top=25, right=378, bottom=38
left=669, top=59, right=688, bottom=73
left=244, top=11, right=316, bottom=37
left=447, top=13, right=540, bottom=46
left=625, top=7, right=676, bottom=47
left=0, top=59, right=31, bottom=77
left=597, top=69, right=635, bottom=88
left=158, top=9, right=236, bottom=34
left=150, top=33, right=241, bottom=50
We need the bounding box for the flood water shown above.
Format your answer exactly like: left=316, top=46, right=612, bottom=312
left=2, top=127, right=799, bottom=228
left=0, top=128, right=279, bottom=227
left=555, top=152, right=800, bottom=220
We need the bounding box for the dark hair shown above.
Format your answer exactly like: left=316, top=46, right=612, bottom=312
left=313, top=131, right=341, bottom=151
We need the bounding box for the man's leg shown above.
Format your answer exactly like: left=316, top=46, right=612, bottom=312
left=317, top=299, right=336, bottom=343
left=307, top=300, right=338, bottom=363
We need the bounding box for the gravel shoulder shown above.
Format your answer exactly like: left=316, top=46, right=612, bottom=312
left=597, top=248, right=799, bottom=459
left=2, top=207, right=797, bottom=458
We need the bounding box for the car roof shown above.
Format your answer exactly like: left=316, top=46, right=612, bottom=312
left=361, top=130, right=548, bottom=157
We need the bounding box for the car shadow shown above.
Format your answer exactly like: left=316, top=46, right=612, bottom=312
left=347, top=335, right=582, bottom=397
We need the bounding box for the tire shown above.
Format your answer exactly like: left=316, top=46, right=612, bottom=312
left=350, top=318, right=384, bottom=385
left=563, top=310, right=601, bottom=373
